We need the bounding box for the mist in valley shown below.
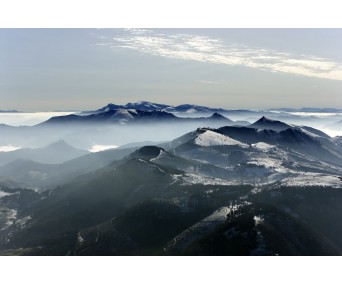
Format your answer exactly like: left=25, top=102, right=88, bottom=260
left=1, top=109, right=342, bottom=152
left=1, top=105, right=342, bottom=256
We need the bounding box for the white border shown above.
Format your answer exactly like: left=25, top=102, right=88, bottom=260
left=0, top=0, right=342, bottom=27
left=0, top=1, right=340, bottom=283
left=0, top=256, right=338, bottom=283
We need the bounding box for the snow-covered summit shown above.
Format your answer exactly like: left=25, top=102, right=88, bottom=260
left=124, top=101, right=169, bottom=111
left=194, top=130, right=249, bottom=147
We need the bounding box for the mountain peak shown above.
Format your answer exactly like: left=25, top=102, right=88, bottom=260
left=95, top=103, right=123, bottom=112
left=130, top=146, right=165, bottom=161
left=106, top=103, right=120, bottom=107
left=125, top=101, right=170, bottom=111
left=209, top=112, right=231, bottom=121
left=250, top=116, right=291, bottom=131
left=45, top=140, right=76, bottom=150
left=258, top=116, right=274, bottom=122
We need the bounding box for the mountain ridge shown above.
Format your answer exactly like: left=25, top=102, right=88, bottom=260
left=1, top=118, right=342, bottom=255
left=0, top=140, right=88, bottom=167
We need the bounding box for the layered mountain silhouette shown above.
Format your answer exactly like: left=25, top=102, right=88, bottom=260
left=82, top=101, right=226, bottom=114
left=40, top=108, right=232, bottom=126
left=0, top=140, right=88, bottom=166
left=1, top=114, right=342, bottom=256
left=0, top=146, right=138, bottom=188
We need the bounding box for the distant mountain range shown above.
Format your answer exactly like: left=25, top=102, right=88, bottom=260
left=41, top=107, right=234, bottom=126
left=1, top=102, right=342, bottom=135
left=0, top=146, right=137, bottom=189
left=3, top=103, right=342, bottom=116
left=85, top=101, right=342, bottom=115
left=0, top=140, right=88, bottom=167
left=0, top=110, right=19, bottom=113
left=81, top=101, right=228, bottom=115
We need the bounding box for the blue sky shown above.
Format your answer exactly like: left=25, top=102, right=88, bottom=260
left=1, top=29, right=342, bottom=111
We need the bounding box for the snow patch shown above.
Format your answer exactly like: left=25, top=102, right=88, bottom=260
left=112, top=109, right=135, bottom=119
left=168, top=206, right=230, bottom=250
left=138, top=159, right=166, bottom=173
left=77, top=232, right=84, bottom=244
left=150, top=149, right=166, bottom=162
left=254, top=215, right=264, bottom=225
left=195, top=130, right=248, bottom=147
left=299, top=128, right=320, bottom=138
left=168, top=202, right=251, bottom=252
left=252, top=142, right=275, bottom=151
left=15, top=216, right=31, bottom=227
left=247, top=158, right=280, bottom=169
left=138, top=158, right=149, bottom=164
left=1, top=209, right=18, bottom=230
left=177, top=173, right=235, bottom=186
left=0, top=190, right=15, bottom=198
left=127, top=109, right=138, bottom=115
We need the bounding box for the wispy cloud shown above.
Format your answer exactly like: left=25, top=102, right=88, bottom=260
left=96, top=29, right=342, bottom=81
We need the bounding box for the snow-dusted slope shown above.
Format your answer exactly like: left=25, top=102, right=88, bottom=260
left=166, top=202, right=251, bottom=253
left=278, top=173, right=342, bottom=188
left=174, top=173, right=236, bottom=186
left=194, top=130, right=249, bottom=147
left=111, top=109, right=136, bottom=121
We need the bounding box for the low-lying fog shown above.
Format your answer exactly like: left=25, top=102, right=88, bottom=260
left=0, top=110, right=341, bottom=154
left=89, top=144, right=119, bottom=153
left=0, top=122, right=224, bottom=150
left=0, top=112, right=76, bottom=126
left=0, top=145, right=22, bottom=152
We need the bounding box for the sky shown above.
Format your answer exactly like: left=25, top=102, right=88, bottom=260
left=1, top=28, right=342, bottom=111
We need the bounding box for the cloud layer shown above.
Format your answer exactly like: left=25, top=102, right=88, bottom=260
left=88, top=144, right=118, bottom=153
left=98, top=29, right=342, bottom=81
left=0, top=112, right=75, bottom=126
left=0, top=145, right=21, bottom=152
